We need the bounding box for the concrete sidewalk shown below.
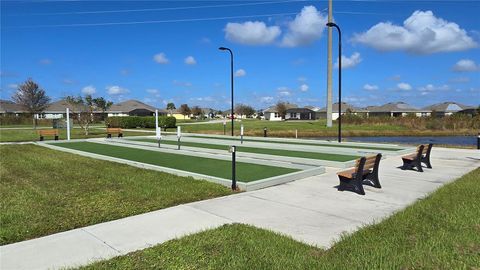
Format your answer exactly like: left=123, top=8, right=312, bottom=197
left=1, top=147, right=479, bottom=270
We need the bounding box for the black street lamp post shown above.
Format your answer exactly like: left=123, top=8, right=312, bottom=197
left=326, top=22, right=342, bottom=143
left=219, top=47, right=234, bottom=136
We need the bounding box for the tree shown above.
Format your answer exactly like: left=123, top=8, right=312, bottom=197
left=166, top=102, right=176, bottom=116
left=275, top=101, right=287, bottom=119
left=65, top=95, right=113, bottom=135
left=12, top=78, right=50, bottom=128
left=191, top=106, right=203, bottom=120
left=179, top=104, right=191, bottom=119
left=235, top=104, right=255, bottom=118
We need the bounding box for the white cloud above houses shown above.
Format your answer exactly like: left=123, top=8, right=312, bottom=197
left=153, top=53, right=169, bottom=64
left=277, top=86, right=292, bottom=97
left=234, top=69, right=246, bottom=77
left=363, top=84, right=379, bottom=91
left=335, top=52, right=362, bottom=69
left=396, top=82, right=412, bottom=91
left=352, top=10, right=477, bottom=54
left=299, top=84, right=309, bottom=92
left=184, top=56, right=197, bottom=65
left=452, top=59, right=479, bottom=72
left=281, top=6, right=327, bottom=47
left=106, top=85, right=128, bottom=95
left=224, top=21, right=281, bottom=45
left=81, top=85, right=96, bottom=95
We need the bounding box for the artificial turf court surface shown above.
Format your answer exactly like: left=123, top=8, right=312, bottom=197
left=133, top=138, right=360, bottom=162
left=52, top=142, right=298, bottom=182
left=182, top=135, right=404, bottom=151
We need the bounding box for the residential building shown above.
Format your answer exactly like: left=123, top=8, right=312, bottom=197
left=0, top=100, right=26, bottom=116
left=423, top=102, right=473, bottom=116
left=263, top=103, right=297, bottom=121
left=366, top=102, right=431, bottom=117
left=107, top=100, right=166, bottom=117
left=318, top=102, right=368, bottom=120
left=285, top=108, right=315, bottom=120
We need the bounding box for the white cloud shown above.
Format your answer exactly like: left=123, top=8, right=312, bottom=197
left=63, top=79, right=75, bottom=84
left=234, top=69, right=246, bottom=77
left=81, top=85, right=96, bottom=95
left=7, top=84, right=18, bottom=89
left=397, top=82, right=412, bottom=91
left=106, top=85, right=129, bottom=95
left=146, top=88, right=159, bottom=94
left=260, top=96, right=274, bottom=103
left=184, top=56, right=197, bottom=65
left=452, top=59, right=479, bottom=72
left=277, top=87, right=291, bottom=96
left=281, top=6, right=327, bottom=47
left=450, top=76, right=470, bottom=83
left=297, top=77, right=307, bottom=82
left=353, top=10, right=477, bottom=54
left=299, top=84, right=309, bottom=92
left=153, top=53, right=169, bottom=64
left=225, top=21, right=281, bottom=45
left=335, top=52, right=362, bottom=69
left=417, top=84, right=450, bottom=92
left=363, top=84, right=379, bottom=91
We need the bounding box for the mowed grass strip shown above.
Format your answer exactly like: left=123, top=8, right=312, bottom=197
left=78, top=168, right=480, bottom=269
left=134, top=138, right=360, bottom=162
left=54, top=142, right=298, bottom=182
left=186, top=135, right=404, bottom=151
left=0, top=144, right=232, bottom=245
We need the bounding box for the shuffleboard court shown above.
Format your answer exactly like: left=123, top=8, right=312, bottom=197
left=186, top=135, right=405, bottom=151
left=134, top=138, right=360, bottom=162
left=52, top=142, right=298, bottom=182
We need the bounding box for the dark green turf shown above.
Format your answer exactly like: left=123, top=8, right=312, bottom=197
left=52, top=142, right=298, bottom=182
left=134, top=138, right=360, bottom=162
left=185, top=135, right=404, bottom=151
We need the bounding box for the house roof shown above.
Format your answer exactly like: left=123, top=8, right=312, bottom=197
left=423, top=102, right=473, bottom=112
left=286, top=107, right=314, bottom=113
left=108, top=100, right=165, bottom=113
left=304, top=105, right=321, bottom=111
left=264, top=103, right=298, bottom=113
left=0, top=100, right=26, bottom=113
left=366, top=102, right=428, bottom=113
left=319, top=102, right=367, bottom=113
left=44, top=100, right=90, bottom=113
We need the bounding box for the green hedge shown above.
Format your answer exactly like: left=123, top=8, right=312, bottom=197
left=106, top=116, right=176, bottom=129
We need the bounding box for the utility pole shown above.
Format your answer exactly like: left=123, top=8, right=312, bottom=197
left=326, top=0, right=333, bottom=128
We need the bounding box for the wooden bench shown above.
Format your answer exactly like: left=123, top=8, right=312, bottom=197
left=401, top=144, right=433, bottom=172
left=106, top=128, right=123, bottom=138
left=337, top=153, right=382, bottom=195
left=37, top=129, right=59, bottom=141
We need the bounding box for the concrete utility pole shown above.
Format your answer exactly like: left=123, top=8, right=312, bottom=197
left=326, top=0, right=333, bottom=127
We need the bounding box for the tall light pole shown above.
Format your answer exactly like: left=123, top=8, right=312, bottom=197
left=326, top=0, right=333, bottom=128
left=219, top=46, right=234, bottom=136
left=326, top=22, right=342, bottom=143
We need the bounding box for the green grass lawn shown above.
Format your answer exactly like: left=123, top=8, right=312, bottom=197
left=53, top=142, right=299, bottom=182
left=0, top=144, right=232, bottom=245
left=78, top=168, right=480, bottom=269
left=135, top=138, right=360, bottom=162
left=0, top=128, right=152, bottom=142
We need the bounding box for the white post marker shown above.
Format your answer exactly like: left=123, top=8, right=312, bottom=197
left=66, top=108, right=71, bottom=141
left=177, top=126, right=181, bottom=150
left=240, top=124, right=244, bottom=144
left=155, top=109, right=160, bottom=139
left=295, top=129, right=298, bottom=139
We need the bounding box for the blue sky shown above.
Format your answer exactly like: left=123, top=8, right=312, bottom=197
left=1, top=0, right=479, bottom=110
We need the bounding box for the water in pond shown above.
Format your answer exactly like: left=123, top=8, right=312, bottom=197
left=343, top=136, right=477, bottom=147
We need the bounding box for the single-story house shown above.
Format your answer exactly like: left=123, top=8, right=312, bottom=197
left=366, top=102, right=431, bottom=117
left=317, top=102, right=368, bottom=120
left=0, top=100, right=27, bottom=116
left=263, top=103, right=298, bottom=121
left=107, top=100, right=166, bottom=117
left=285, top=108, right=315, bottom=120
left=423, top=102, right=474, bottom=116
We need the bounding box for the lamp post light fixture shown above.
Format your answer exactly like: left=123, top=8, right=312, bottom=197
left=326, top=22, right=342, bottom=143
left=219, top=46, right=234, bottom=136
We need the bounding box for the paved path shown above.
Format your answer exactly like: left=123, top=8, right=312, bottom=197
left=1, top=147, right=479, bottom=270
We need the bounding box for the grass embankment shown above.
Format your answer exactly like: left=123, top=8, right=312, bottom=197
left=78, top=168, right=480, bottom=269
left=54, top=142, right=298, bottom=181
left=0, top=144, right=232, bottom=245
left=135, top=138, right=360, bottom=162
left=0, top=128, right=152, bottom=142
left=177, top=119, right=476, bottom=137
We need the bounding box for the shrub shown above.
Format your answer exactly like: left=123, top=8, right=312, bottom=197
left=106, top=116, right=176, bottom=129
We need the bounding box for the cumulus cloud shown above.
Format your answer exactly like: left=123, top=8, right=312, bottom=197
left=281, top=6, right=327, bottom=47
left=335, top=52, right=362, bottom=69
left=225, top=21, right=281, bottom=45
left=299, top=84, right=309, bottom=92
left=363, top=84, right=379, bottom=91
left=153, top=53, right=169, bottom=64
left=397, top=82, right=412, bottom=91
left=260, top=96, right=274, bottom=103
left=234, top=69, right=246, bottom=77
left=417, top=84, right=450, bottom=92
left=184, top=56, right=197, bottom=65
left=106, top=85, right=129, bottom=95
left=352, top=10, right=477, bottom=54
left=81, top=85, right=96, bottom=95
left=452, top=59, right=479, bottom=72
left=277, top=87, right=292, bottom=97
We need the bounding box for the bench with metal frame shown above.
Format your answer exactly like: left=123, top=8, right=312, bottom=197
left=337, top=153, right=382, bottom=195
left=401, top=144, right=433, bottom=172
left=106, top=128, right=123, bottom=138
left=37, top=129, right=59, bottom=141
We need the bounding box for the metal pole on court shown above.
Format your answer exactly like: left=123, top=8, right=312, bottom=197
left=66, top=108, right=70, bottom=141
left=240, top=124, right=244, bottom=144
left=219, top=47, right=234, bottom=136
left=155, top=109, right=160, bottom=139
left=230, top=145, right=236, bottom=190
left=326, top=22, right=342, bottom=143
left=223, top=119, right=226, bottom=135
left=177, top=126, right=181, bottom=150
left=158, top=128, right=162, bottom=148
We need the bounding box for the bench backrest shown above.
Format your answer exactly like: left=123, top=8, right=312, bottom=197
left=415, top=144, right=425, bottom=159
left=37, top=129, right=59, bottom=136
left=354, top=153, right=382, bottom=173
left=107, top=128, right=122, bottom=133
